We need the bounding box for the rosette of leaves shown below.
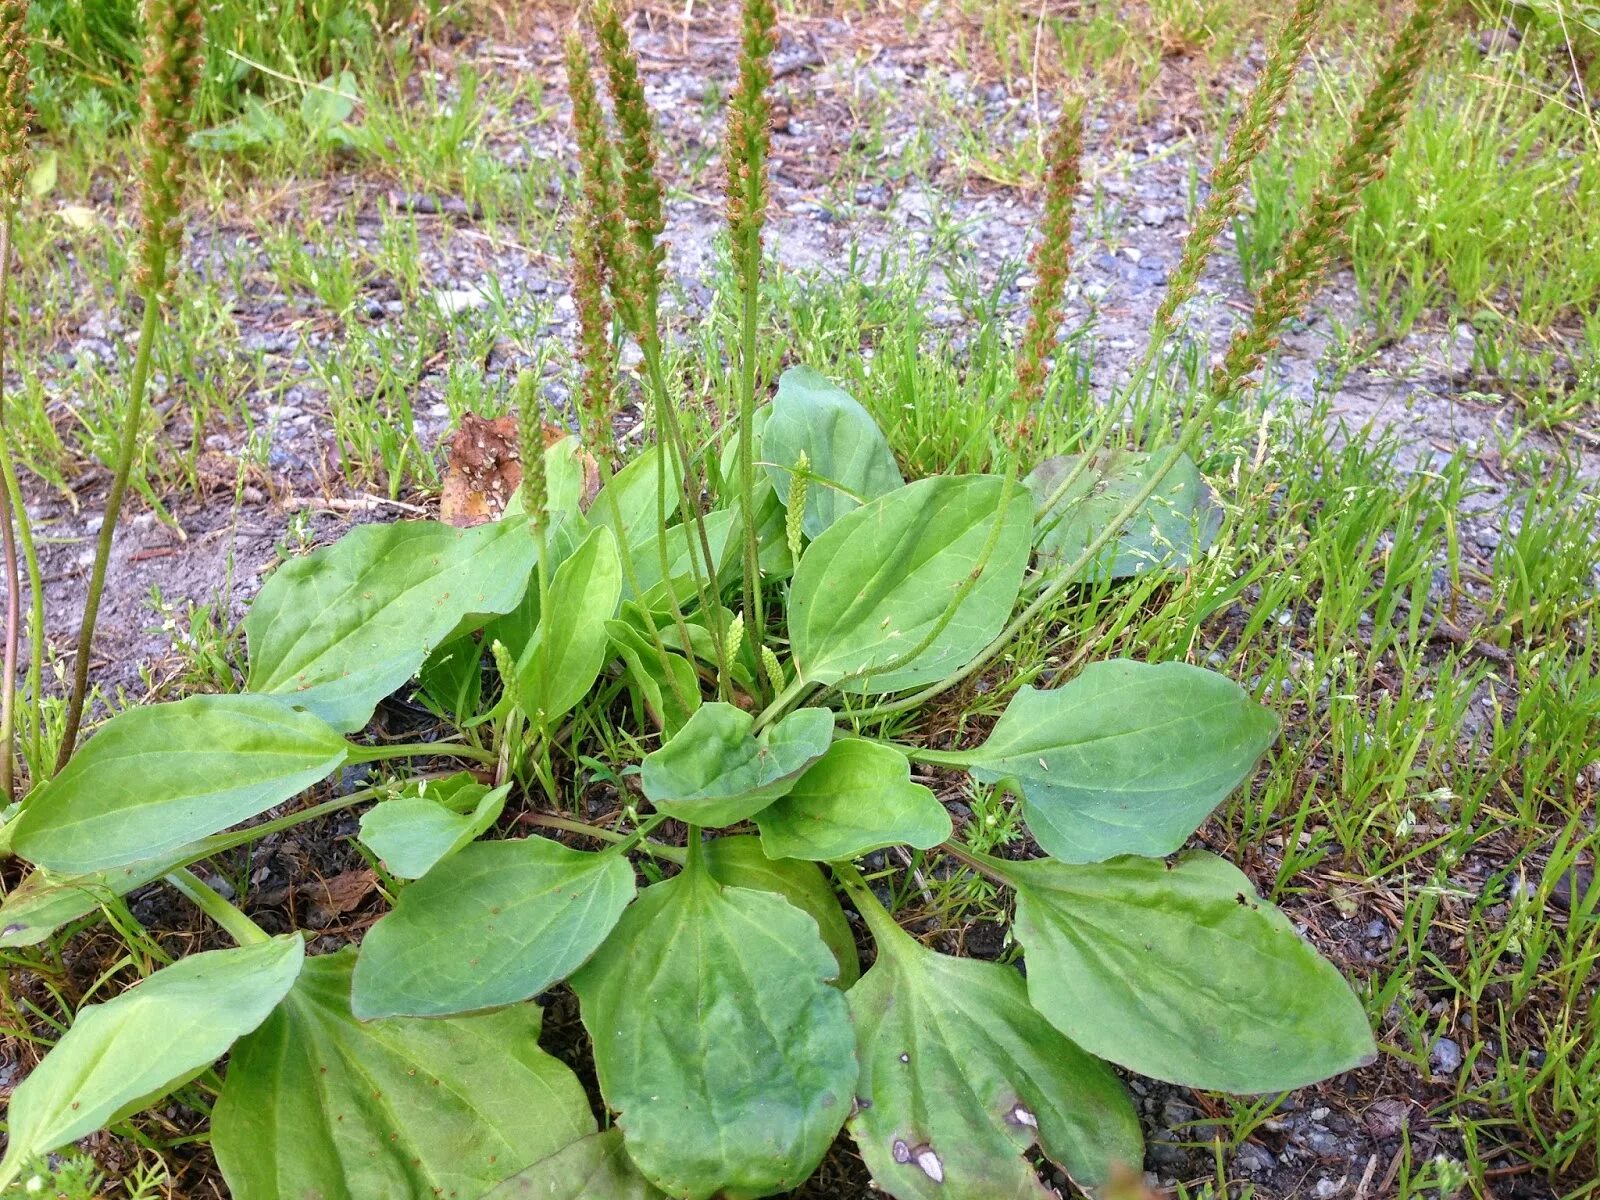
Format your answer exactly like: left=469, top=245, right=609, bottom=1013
left=0, top=376, right=1375, bottom=1199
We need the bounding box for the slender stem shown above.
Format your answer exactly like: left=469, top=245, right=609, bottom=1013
left=165, top=867, right=269, bottom=946
left=735, top=225, right=765, bottom=687
left=829, top=858, right=915, bottom=951
left=522, top=811, right=686, bottom=864
left=901, top=745, right=970, bottom=768
left=58, top=289, right=164, bottom=767
left=345, top=740, right=499, bottom=766
left=753, top=674, right=813, bottom=732
left=593, top=452, right=696, bottom=716
left=644, top=345, right=732, bottom=692
left=0, top=215, right=18, bottom=800
left=0, top=438, right=42, bottom=776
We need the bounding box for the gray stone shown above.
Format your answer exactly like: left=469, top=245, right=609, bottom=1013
left=1430, top=1036, right=1463, bottom=1075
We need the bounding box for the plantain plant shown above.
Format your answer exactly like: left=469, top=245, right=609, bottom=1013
left=0, top=0, right=1444, bottom=1195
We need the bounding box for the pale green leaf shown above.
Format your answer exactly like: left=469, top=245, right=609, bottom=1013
left=1027, top=450, right=1222, bottom=581
left=245, top=518, right=536, bottom=731
left=702, top=834, right=860, bottom=988
left=215, top=949, right=595, bottom=1200
left=0, top=936, right=304, bottom=1186
left=1004, top=851, right=1378, bottom=1093
left=10, top=695, right=348, bottom=874
left=515, top=524, right=623, bottom=724
left=593, top=444, right=679, bottom=548
left=959, top=660, right=1279, bottom=863
left=763, top=365, right=903, bottom=538
left=757, top=740, right=949, bottom=862
left=571, top=859, right=858, bottom=1199
left=847, top=910, right=1141, bottom=1199
left=352, top=836, right=636, bottom=1019
left=641, top=703, right=834, bottom=827
left=626, top=507, right=743, bottom=604
left=789, top=475, right=1032, bottom=693
left=417, top=634, right=483, bottom=719
left=606, top=617, right=701, bottom=735
left=357, top=780, right=510, bottom=880
left=485, top=1130, right=666, bottom=1199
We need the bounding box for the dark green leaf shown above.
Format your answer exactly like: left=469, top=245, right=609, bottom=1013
left=245, top=518, right=536, bottom=732
left=763, top=365, right=903, bottom=538
left=789, top=476, right=1032, bottom=693
left=215, top=949, right=595, bottom=1200
left=626, top=508, right=742, bottom=604
left=847, top=910, right=1141, bottom=1199
left=702, top=834, right=860, bottom=988
left=352, top=836, right=635, bottom=1019
left=757, top=740, right=949, bottom=862
left=10, top=695, right=348, bottom=874
left=1004, top=851, right=1378, bottom=1092
left=357, top=780, right=510, bottom=880
left=485, top=1130, right=666, bottom=1199
left=571, top=858, right=858, bottom=1199
left=642, top=703, right=834, bottom=827
left=514, top=524, right=623, bottom=725
left=606, top=617, right=701, bottom=735
left=957, top=660, right=1279, bottom=863
left=418, top=634, right=483, bottom=720
left=1027, top=450, right=1222, bottom=581
left=0, top=936, right=305, bottom=1187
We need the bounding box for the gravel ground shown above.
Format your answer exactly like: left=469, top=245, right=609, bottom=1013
left=4, top=4, right=1596, bottom=1197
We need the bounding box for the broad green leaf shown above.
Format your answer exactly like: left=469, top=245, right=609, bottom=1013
left=1003, top=851, right=1378, bottom=1093
left=514, top=524, right=623, bottom=725
left=417, top=634, right=483, bottom=719
left=789, top=475, right=1032, bottom=693
left=300, top=70, right=358, bottom=134
left=642, top=703, right=834, bottom=827
left=245, top=518, right=536, bottom=731
left=1027, top=449, right=1222, bottom=581
left=0, top=936, right=304, bottom=1187
left=593, top=444, right=680, bottom=548
left=357, top=781, right=509, bottom=880
left=485, top=1130, right=666, bottom=1199
left=847, top=911, right=1141, bottom=1199
left=0, top=859, right=183, bottom=948
left=352, top=836, right=635, bottom=1019
left=757, top=740, right=949, bottom=862
left=571, top=859, right=858, bottom=1199
left=10, top=695, right=348, bottom=875
left=763, top=365, right=903, bottom=538
left=215, top=949, right=595, bottom=1200
left=606, top=617, right=701, bottom=734
left=626, top=507, right=742, bottom=603
left=702, top=834, right=860, bottom=988
left=957, top=660, right=1279, bottom=863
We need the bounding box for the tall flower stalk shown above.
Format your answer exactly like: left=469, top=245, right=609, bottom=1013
left=1046, top=0, right=1324, bottom=530
left=1212, top=0, right=1441, bottom=399
left=58, top=0, right=203, bottom=767
left=725, top=0, right=777, bottom=682
left=592, top=0, right=733, bottom=694
left=563, top=21, right=697, bottom=716
left=1013, top=95, right=1085, bottom=428
left=855, top=0, right=1443, bottom=724
left=0, top=0, right=31, bottom=798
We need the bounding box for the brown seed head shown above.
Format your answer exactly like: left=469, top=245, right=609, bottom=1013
left=135, top=0, right=204, bottom=296
left=0, top=0, right=30, bottom=209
